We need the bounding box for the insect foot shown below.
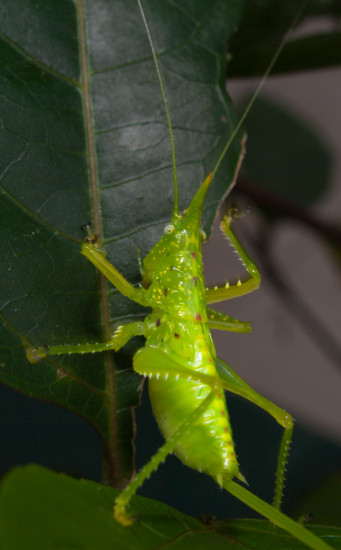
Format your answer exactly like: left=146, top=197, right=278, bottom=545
left=113, top=501, right=135, bottom=527
left=26, top=345, right=48, bottom=363
left=223, top=207, right=246, bottom=228
left=80, top=221, right=100, bottom=246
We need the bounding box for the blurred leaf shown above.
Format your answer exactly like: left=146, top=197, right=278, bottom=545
left=1, top=465, right=340, bottom=550
left=228, top=0, right=341, bottom=77
left=292, top=473, right=341, bottom=528
left=239, top=97, right=331, bottom=208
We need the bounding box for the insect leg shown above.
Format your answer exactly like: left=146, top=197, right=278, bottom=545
left=215, top=357, right=293, bottom=510
left=82, top=241, right=149, bottom=307
left=207, top=307, right=251, bottom=333
left=223, top=480, right=331, bottom=550
left=133, top=346, right=218, bottom=388
left=26, top=321, right=144, bottom=363
left=114, top=390, right=216, bottom=526
left=206, top=211, right=260, bottom=304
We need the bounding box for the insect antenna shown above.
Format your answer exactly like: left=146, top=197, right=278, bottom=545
left=137, top=0, right=179, bottom=220
left=138, top=0, right=308, bottom=208
left=211, top=1, right=308, bottom=180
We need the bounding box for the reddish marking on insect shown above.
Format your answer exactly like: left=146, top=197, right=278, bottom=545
left=208, top=358, right=213, bottom=363
left=164, top=288, right=168, bottom=296
left=195, top=313, right=202, bottom=321
left=193, top=276, right=198, bottom=286
left=156, top=319, right=161, bottom=327
left=191, top=252, right=196, bottom=259
left=220, top=410, right=225, bottom=416
left=174, top=333, right=180, bottom=339
left=217, top=392, right=222, bottom=398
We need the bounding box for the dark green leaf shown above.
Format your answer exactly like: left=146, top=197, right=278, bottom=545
left=1, top=465, right=340, bottom=550
left=0, top=0, right=244, bottom=482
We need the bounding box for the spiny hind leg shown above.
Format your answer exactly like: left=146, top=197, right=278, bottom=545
left=216, top=357, right=293, bottom=510
left=26, top=321, right=144, bottom=363
left=206, top=209, right=260, bottom=304
left=115, top=347, right=223, bottom=525
left=114, top=389, right=216, bottom=526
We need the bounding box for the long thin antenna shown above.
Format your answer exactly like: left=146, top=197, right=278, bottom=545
left=137, top=0, right=178, bottom=216
left=212, top=2, right=307, bottom=180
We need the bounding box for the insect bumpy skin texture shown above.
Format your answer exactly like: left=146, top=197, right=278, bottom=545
left=139, top=177, right=239, bottom=484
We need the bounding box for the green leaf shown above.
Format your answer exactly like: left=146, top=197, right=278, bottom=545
left=1, top=465, right=340, bottom=550
left=0, top=0, right=244, bottom=483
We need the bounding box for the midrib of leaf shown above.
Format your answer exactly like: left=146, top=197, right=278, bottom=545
left=76, top=0, right=123, bottom=488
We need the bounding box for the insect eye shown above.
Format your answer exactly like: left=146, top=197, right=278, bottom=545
left=164, top=224, right=175, bottom=235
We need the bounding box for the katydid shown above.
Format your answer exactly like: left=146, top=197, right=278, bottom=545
left=26, top=1, right=332, bottom=549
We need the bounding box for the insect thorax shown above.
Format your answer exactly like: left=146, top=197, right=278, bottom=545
left=143, top=222, right=208, bottom=322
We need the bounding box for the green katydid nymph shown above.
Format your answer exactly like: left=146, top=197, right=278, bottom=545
left=26, top=1, right=332, bottom=549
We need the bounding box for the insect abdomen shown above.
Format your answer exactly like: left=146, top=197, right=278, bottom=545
left=143, top=315, right=239, bottom=484
left=148, top=374, right=238, bottom=483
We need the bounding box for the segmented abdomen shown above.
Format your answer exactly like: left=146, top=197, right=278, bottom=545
left=145, top=314, right=239, bottom=484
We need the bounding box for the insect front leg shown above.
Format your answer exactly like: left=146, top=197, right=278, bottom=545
left=26, top=321, right=144, bottom=363
left=81, top=238, right=149, bottom=308
left=206, top=210, right=260, bottom=304
left=215, top=357, right=293, bottom=510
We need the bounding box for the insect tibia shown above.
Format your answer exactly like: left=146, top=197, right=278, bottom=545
left=273, top=423, right=293, bottom=510
left=114, top=390, right=218, bottom=526
left=25, top=322, right=144, bottom=365
left=82, top=241, right=149, bottom=307
left=224, top=480, right=332, bottom=550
